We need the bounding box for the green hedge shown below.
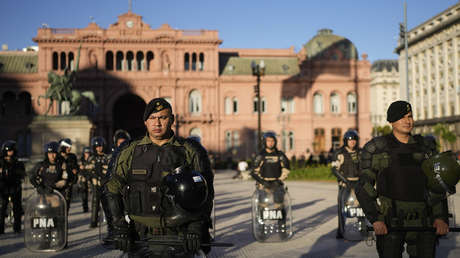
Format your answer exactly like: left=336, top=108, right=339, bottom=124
left=286, top=165, right=336, bottom=181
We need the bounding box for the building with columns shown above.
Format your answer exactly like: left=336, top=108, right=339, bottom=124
left=0, top=11, right=372, bottom=159
left=396, top=2, right=460, bottom=150
left=370, top=60, right=400, bottom=128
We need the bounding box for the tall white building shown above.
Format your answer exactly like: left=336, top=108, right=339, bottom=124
left=370, top=60, right=399, bottom=127
left=396, top=2, right=460, bottom=150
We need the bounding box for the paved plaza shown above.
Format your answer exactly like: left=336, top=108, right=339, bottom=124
left=1, top=169, right=460, bottom=257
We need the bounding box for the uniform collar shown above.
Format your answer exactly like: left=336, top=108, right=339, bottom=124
left=139, top=132, right=176, bottom=146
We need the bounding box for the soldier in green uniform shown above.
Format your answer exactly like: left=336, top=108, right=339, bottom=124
left=355, top=101, right=449, bottom=258
left=105, top=98, right=214, bottom=257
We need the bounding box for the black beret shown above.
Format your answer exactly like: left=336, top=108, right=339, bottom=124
left=387, top=100, right=412, bottom=123
left=143, top=98, right=172, bottom=121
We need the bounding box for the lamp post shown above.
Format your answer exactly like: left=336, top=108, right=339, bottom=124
left=251, top=60, right=265, bottom=153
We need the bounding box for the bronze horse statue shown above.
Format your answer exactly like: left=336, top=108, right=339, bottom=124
left=37, top=45, right=97, bottom=115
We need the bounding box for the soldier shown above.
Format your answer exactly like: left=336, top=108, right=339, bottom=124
left=330, top=130, right=361, bottom=239
left=251, top=131, right=290, bottom=230
left=106, top=98, right=214, bottom=257
left=88, top=136, right=110, bottom=228
left=0, top=140, right=25, bottom=234
left=355, top=101, right=449, bottom=258
left=58, top=138, right=78, bottom=212
left=29, top=142, right=70, bottom=203
left=78, top=147, right=92, bottom=213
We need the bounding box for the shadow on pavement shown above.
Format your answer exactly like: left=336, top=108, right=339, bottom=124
left=300, top=229, right=361, bottom=258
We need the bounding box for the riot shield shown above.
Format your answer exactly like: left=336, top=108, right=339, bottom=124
left=338, top=185, right=369, bottom=241
left=251, top=182, right=292, bottom=242
left=24, top=190, right=67, bottom=252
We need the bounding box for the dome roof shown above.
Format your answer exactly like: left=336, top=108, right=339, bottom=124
left=304, top=29, right=358, bottom=60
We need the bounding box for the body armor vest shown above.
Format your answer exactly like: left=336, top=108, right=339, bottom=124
left=341, top=149, right=360, bottom=178
left=377, top=135, right=427, bottom=202
left=260, top=152, right=283, bottom=178
left=39, top=160, right=66, bottom=188
left=92, top=154, right=109, bottom=179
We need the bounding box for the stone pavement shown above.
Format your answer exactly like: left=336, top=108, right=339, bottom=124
left=1, top=169, right=460, bottom=257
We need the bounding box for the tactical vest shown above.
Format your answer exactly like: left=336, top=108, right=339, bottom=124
left=341, top=149, right=360, bottom=178
left=260, top=152, right=283, bottom=178
left=377, top=135, right=427, bottom=202
left=39, top=161, right=66, bottom=188
left=0, top=159, right=17, bottom=184
left=93, top=154, right=109, bottom=178
left=126, top=143, right=188, bottom=217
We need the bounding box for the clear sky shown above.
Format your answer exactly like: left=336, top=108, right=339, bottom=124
left=0, top=0, right=458, bottom=62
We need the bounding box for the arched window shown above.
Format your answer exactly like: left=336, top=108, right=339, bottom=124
left=347, top=92, right=357, bottom=113
left=233, top=131, right=240, bottom=147
left=225, top=131, right=232, bottom=151
left=18, top=92, right=32, bottom=116
left=192, top=53, right=197, bottom=71
left=184, top=53, right=190, bottom=71
left=199, top=53, right=204, bottom=71
left=232, top=97, right=238, bottom=113
left=146, top=51, right=154, bottom=71
left=253, top=97, right=266, bottom=113
left=136, top=51, right=144, bottom=71
left=60, top=52, right=66, bottom=70
left=330, top=92, right=340, bottom=114
left=52, top=52, right=58, bottom=70
left=126, top=51, right=134, bottom=71
left=224, top=97, right=231, bottom=115
left=106, top=51, right=114, bottom=70
left=313, top=93, right=323, bottom=114
left=116, top=51, right=124, bottom=71
left=189, top=90, right=202, bottom=114
left=68, top=52, right=74, bottom=70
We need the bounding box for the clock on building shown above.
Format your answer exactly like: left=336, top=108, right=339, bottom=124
left=126, top=20, right=134, bottom=28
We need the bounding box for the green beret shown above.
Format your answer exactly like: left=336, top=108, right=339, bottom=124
left=143, top=98, right=172, bottom=121
left=387, top=100, right=412, bottom=123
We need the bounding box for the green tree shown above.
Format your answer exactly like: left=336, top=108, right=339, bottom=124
left=433, top=123, right=457, bottom=151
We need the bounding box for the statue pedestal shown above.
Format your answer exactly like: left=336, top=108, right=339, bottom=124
left=29, top=116, right=94, bottom=159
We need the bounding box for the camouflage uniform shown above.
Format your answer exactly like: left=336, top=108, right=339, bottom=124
left=355, top=133, right=448, bottom=258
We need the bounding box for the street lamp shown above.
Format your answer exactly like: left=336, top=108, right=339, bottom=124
left=251, top=60, right=265, bottom=153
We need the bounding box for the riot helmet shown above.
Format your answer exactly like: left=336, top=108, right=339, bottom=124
left=112, top=129, right=131, bottom=147
left=2, top=140, right=17, bottom=156
left=44, top=141, right=59, bottom=154
left=83, top=146, right=91, bottom=154
left=162, top=166, right=208, bottom=212
left=343, top=130, right=359, bottom=149
left=91, top=136, right=106, bottom=153
left=422, top=151, right=460, bottom=195
left=263, top=131, right=277, bottom=150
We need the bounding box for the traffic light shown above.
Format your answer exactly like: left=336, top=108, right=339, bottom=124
left=399, top=22, right=406, bottom=40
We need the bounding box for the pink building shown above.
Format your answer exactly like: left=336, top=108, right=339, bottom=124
left=0, top=12, right=371, bottom=159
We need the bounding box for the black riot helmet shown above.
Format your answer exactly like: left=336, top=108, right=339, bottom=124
left=343, top=130, right=359, bottom=149
left=263, top=131, right=277, bottom=149
left=112, top=129, right=131, bottom=147
left=91, top=136, right=106, bottom=152
left=2, top=140, right=17, bottom=156
left=162, top=166, right=208, bottom=212
left=44, top=141, right=59, bottom=154
left=83, top=146, right=91, bottom=154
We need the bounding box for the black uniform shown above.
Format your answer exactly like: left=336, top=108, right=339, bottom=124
left=252, top=149, right=290, bottom=204
left=0, top=156, right=25, bottom=233
left=331, top=146, right=361, bottom=238
left=60, top=152, right=78, bottom=212
left=78, top=154, right=91, bottom=213
left=355, top=133, right=447, bottom=258
left=88, top=152, right=110, bottom=228
left=30, top=156, right=70, bottom=203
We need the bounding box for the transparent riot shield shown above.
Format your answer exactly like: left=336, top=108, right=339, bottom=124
left=24, top=189, right=67, bottom=252
left=338, top=184, right=369, bottom=241
left=251, top=182, right=292, bottom=242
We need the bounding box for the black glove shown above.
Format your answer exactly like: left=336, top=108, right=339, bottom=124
left=37, top=184, right=53, bottom=194
left=113, top=220, right=133, bottom=252
left=183, top=222, right=202, bottom=254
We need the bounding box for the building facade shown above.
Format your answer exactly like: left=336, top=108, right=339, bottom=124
left=370, top=60, right=400, bottom=128
left=0, top=12, right=372, bottom=159
left=396, top=2, right=460, bottom=150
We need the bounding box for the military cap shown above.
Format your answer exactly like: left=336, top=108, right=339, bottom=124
left=387, top=100, right=412, bottom=123
left=143, top=98, right=172, bottom=121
